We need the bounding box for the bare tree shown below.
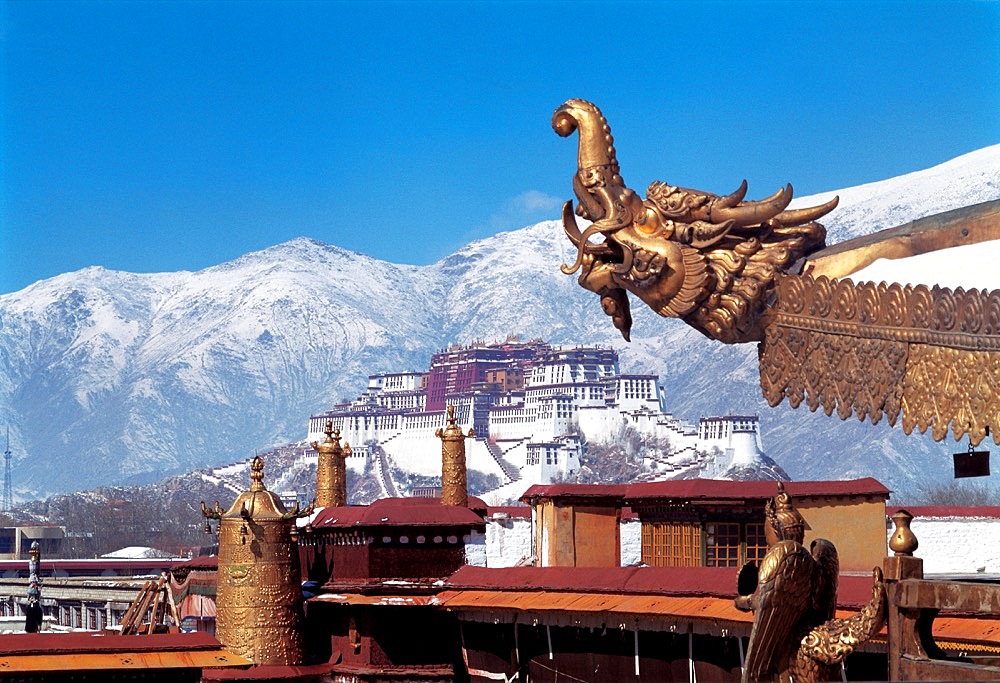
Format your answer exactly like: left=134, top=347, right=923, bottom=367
left=910, top=480, right=1000, bottom=507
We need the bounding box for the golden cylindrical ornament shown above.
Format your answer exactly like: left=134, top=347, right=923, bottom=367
left=435, top=405, right=474, bottom=507
left=214, top=456, right=306, bottom=666
left=312, top=420, right=349, bottom=508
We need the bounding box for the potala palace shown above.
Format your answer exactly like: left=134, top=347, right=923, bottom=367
left=305, top=338, right=779, bottom=496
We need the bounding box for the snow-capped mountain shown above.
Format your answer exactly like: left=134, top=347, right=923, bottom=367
left=1, top=145, right=998, bottom=499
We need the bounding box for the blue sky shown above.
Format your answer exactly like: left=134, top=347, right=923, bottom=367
left=2, top=0, right=998, bottom=295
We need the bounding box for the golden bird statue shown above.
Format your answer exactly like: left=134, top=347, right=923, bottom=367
left=735, top=484, right=886, bottom=682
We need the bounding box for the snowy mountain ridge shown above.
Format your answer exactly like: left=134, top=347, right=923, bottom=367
left=1, top=144, right=998, bottom=498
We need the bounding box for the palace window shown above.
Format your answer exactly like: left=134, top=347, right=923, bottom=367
left=705, top=522, right=741, bottom=567
left=745, top=522, right=768, bottom=565
left=641, top=518, right=769, bottom=567
left=641, top=521, right=702, bottom=567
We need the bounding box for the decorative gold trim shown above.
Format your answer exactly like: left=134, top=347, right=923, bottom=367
left=761, top=274, right=1000, bottom=446
left=901, top=344, right=1000, bottom=445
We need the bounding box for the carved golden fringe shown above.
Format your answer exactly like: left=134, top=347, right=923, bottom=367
left=760, top=275, right=1000, bottom=446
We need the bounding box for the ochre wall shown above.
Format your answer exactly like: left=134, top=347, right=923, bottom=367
left=573, top=506, right=619, bottom=567
left=799, top=497, right=887, bottom=572
left=535, top=501, right=619, bottom=567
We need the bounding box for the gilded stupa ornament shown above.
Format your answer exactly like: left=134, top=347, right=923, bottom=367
left=312, top=420, right=352, bottom=508
left=553, top=99, right=836, bottom=344
left=736, top=484, right=886, bottom=682
left=202, top=455, right=314, bottom=666
left=435, top=404, right=474, bottom=507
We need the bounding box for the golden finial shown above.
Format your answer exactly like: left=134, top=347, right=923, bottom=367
left=436, top=404, right=474, bottom=507
left=312, top=421, right=344, bottom=453
left=313, top=419, right=348, bottom=507
left=249, top=455, right=266, bottom=491
left=436, top=404, right=476, bottom=440
left=889, top=509, right=918, bottom=556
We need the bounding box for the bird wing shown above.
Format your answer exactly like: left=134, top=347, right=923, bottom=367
left=809, top=538, right=840, bottom=624
left=743, top=540, right=814, bottom=682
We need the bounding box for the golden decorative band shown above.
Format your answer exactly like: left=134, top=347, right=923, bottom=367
left=772, top=275, right=1000, bottom=350
left=761, top=274, right=1000, bottom=446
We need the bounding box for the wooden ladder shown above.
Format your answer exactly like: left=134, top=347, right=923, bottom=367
left=118, top=573, right=180, bottom=635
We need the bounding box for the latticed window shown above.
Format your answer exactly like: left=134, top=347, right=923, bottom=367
left=705, top=522, right=741, bottom=567
left=745, top=522, right=768, bottom=566
left=641, top=521, right=702, bottom=566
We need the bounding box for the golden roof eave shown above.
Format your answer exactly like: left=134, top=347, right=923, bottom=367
left=760, top=272, right=1000, bottom=446
left=764, top=202, right=1000, bottom=447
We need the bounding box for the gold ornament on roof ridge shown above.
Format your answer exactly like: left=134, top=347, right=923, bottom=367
left=764, top=481, right=806, bottom=545
left=201, top=453, right=311, bottom=666
left=552, top=99, right=836, bottom=343
left=436, top=405, right=474, bottom=507
left=313, top=419, right=351, bottom=507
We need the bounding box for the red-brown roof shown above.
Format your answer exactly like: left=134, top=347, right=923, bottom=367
left=521, top=479, right=889, bottom=505
left=520, top=484, right=628, bottom=502
left=446, top=565, right=880, bottom=608
left=312, top=497, right=485, bottom=529
left=0, top=558, right=177, bottom=573
left=0, top=632, right=250, bottom=672
left=172, top=554, right=218, bottom=570
left=625, top=478, right=889, bottom=501
left=485, top=505, right=531, bottom=519
left=0, top=632, right=224, bottom=656
left=202, top=662, right=335, bottom=681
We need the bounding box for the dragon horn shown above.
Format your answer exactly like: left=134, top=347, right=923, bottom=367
left=710, top=184, right=793, bottom=226
left=772, top=195, right=840, bottom=226
left=713, top=179, right=749, bottom=210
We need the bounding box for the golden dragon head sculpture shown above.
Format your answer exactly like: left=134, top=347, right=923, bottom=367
left=553, top=99, right=839, bottom=343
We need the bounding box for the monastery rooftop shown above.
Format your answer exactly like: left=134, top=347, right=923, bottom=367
left=521, top=477, right=891, bottom=503
left=310, top=496, right=489, bottom=529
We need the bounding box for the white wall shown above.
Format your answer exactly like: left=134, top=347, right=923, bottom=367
left=484, top=514, right=533, bottom=567
left=465, top=530, right=488, bottom=567
left=620, top=518, right=642, bottom=566
left=890, top=517, right=1000, bottom=573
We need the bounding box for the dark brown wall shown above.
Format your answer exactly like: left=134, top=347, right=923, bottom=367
left=368, top=544, right=466, bottom=580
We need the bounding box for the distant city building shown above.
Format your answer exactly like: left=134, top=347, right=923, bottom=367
left=307, top=338, right=773, bottom=495
left=0, top=526, right=64, bottom=561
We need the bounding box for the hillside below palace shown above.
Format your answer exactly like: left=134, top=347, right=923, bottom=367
left=307, top=338, right=772, bottom=492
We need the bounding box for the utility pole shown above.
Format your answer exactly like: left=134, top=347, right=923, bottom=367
left=3, top=427, right=12, bottom=512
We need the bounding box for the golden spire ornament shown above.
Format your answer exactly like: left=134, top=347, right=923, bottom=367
left=202, top=455, right=314, bottom=666
left=312, top=420, right=351, bottom=508
left=435, top=405, right=474, bottom=507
